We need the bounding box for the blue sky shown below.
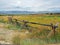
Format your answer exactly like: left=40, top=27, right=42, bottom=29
left=0, top=0, right=60, bottom=11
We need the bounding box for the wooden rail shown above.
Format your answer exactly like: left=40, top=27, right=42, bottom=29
left=8, top=17, right=58, bottom=39
left=13, top=19, right=58, bottom=37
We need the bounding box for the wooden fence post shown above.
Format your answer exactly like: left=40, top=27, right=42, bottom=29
left=51, top=23, right=58, bottom=43
left=21, top=20, right=29, bottom=29
left=47, top=23, right=58, bottom=38
left=14, top=19, right=21, bottom=27
left=8, top=16, right=13, bottom=24
left=51, top=24, right=58, bottom=37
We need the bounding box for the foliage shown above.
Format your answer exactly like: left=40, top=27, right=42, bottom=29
left=0, top=14, right=60, bottom=44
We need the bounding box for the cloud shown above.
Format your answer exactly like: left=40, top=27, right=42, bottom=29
left=0, top=0, right=60, bottom=11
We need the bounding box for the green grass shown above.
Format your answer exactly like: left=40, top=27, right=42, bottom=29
left=20, top=39, right=47, bottom=45
left=0, top=15, right=60, bottom=45
left=6, top=24, right=22, bottom=30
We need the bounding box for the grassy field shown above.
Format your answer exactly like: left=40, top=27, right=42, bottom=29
left=0, top=14, right=60, bottom=45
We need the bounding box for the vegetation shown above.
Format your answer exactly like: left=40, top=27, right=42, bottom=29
left=0, top=14, right=60, bottom=45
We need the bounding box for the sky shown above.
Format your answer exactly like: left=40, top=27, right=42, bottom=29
left=0, top=0, right=60, bottom=11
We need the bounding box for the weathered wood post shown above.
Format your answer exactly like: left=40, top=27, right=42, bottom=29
left=8, top=16, right=13, bottom=24
left=51, top=23, right=58, bottom=37
left=14, top=19, right=21, bottom=27
left=51, top=23, right=58, bottom=43
left=22, top=20, right=29, bottom=29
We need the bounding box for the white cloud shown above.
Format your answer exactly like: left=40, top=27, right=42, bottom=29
left=0, top=0, right=60, bottom=11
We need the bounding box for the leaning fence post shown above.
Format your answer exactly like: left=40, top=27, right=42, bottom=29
left=51, top=23, right=55, bottom=37
left=22, top=20, right=28, bottom=29
left=51, top=23, right=58, bottom=43
left=14, top=19, right=21, bottom=27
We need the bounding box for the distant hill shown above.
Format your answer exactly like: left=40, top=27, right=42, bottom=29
left=0, top=10, right=60, bottom=14
left=0, top=11, right=36, bottom=14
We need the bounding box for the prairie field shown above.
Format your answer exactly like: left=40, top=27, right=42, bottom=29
left=0, top=14, right=60, bottom=45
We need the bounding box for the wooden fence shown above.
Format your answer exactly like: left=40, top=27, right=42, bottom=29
left=8, top=17, right=58, bottom=40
